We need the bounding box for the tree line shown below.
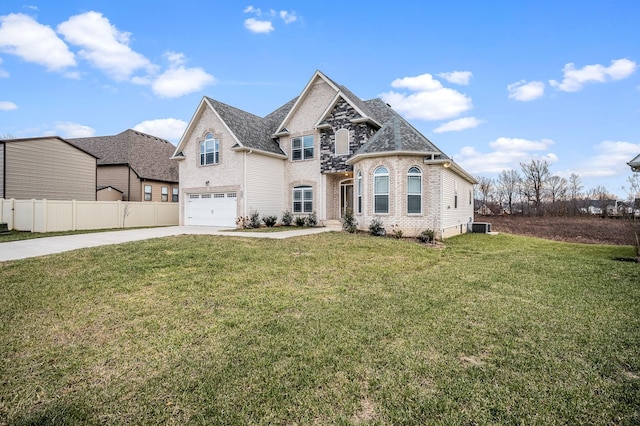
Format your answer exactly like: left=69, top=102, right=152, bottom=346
left=474, top=159, right=634, bottom=216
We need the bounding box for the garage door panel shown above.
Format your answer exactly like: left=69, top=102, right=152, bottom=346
left=187, top=193, right=237, bottom=226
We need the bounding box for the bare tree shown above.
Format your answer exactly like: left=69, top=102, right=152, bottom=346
left=520, top=159, right=551, bottom=215
left=622, top=174, right=640, bottom=261
left=475, top=176, right=494, bottom=211
left=568, top=173, right=583, bottom=215
left=496, top=169, right=520, bottom=215
left=546, top=175, right=568, bottom=214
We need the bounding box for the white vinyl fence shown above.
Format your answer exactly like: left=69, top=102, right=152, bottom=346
left=0, top=199, right=178, bottom=232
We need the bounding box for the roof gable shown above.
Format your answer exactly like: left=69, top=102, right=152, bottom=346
left=275, top=70, right=340, bottom=134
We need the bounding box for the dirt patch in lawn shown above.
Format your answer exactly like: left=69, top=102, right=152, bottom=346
left=483, top=215, right=635, bottom=246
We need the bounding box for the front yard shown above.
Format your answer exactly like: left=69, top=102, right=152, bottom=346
left=1, top=232, right=638, bottom=424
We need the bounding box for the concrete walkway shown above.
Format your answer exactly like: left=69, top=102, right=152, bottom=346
left=0, top=225, right=342, bottom=262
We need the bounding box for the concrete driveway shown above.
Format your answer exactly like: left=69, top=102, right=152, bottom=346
left=0, top=225, right=341, bottom=262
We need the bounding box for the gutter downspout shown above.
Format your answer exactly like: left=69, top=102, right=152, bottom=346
left=243, top=150, right=252, bottom=216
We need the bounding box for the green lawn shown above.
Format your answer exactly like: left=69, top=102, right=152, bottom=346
left=1, top=232, right=638, bottom=425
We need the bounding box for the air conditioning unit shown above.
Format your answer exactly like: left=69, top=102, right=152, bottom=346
left=471, top=222, right=491, bottom=233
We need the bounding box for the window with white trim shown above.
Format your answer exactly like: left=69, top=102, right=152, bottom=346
left=200, top=133, right=219, bottom=165
left=144, top=184, right=152, bottom=201
left=335, top=129, right=349, bottom=156
left=374, top=166, right=389, bottom=214
left=293, top=186, right=313, bottom=213
left=161, top=186, right=168, bottom=202
left=172, top=187, right=179, bottom=202
left=291, top=135, right=314, bottom=161
left=356, top=171, right=362, bottom=214
left=407, top=166, right=422, bottom=214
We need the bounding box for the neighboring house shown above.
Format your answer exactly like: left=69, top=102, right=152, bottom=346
left=70, top=129, right=179, bottom=202
left=0, top=136, right=97, bottom=200
left=628, top=154, right=640, bottom=172
left=476, top=204, right=494, bottom=216
left=172, top=70, right=477, bottom=238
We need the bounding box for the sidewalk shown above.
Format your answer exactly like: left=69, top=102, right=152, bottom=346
left=0, top=225, right=342, bottom=262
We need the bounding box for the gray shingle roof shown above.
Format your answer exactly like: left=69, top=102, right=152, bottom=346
left=354, top=98, right=448, bottom=158
left=201, top=71, right=449, bottom=160
left=205, top=96, right=296, bottom=156
left=69, top=129, right=178, bottom=182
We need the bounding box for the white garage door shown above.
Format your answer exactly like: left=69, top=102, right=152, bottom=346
left=186, top=192, right=237, bottom=226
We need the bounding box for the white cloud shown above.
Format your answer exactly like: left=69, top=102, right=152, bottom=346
left=55, top=122, right=95, bottom=138
left=550, top=58, right=637, bottom=92
left=133, top=118, right=187, bottom=142
left=380, top=73, right=472, bottom=121
left=243, top=6, right=298, bottom=33
left=438, top=71, right=472, bottom=85
left=244, top=17, right=274, bottom=34
left=279, top=10, right=298, bottom=24
left=0, top=101, right=18, bottom=110
left=489, top=137, right=554, bottom=152
left=0, top=13, right=76, bottom=71
left=455, top=137, right=557, bottom=174
left=573, top=140, right=640, bottom=178
left=57, top=11, right=155, bottom=81
left=151, top=51, right=215, bottom=98
left=507, top=80, right=545, bottom=101
left=433, top=117, right=485, bottom=133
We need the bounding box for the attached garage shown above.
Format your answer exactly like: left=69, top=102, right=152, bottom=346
left=186, top=192, right=237, bottom=226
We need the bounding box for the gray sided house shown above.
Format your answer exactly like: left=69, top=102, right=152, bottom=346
left=0, top=136, right=97, bottom=200
left=70, top=129, right=179, bottom=203
left=629, top=154, right=640, bottom=172
left=172, top=70, right=477, bottom=238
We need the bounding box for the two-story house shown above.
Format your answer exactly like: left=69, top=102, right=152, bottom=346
left=172, top=70, right=476, bottom=238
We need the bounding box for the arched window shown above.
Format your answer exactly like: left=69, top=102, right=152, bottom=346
left=335, top=129, right=349, bottom=156
left=293, top=185, right=313, bottom=213
left=407, top=166, right=422, bottom=214
left=356, top=171, right=362, bottom=214
left=374, top=166, right=389, bottom=214
left=200, top=132, right=219, bottom=165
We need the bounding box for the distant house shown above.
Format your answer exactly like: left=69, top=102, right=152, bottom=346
left=628, top=154, right=640, bottom=172
left=171, top=70, right=477, bottom=237
left=0, top=136, right=97, bottom=200
left=70, top=129, right=179, bottom=202
left=476, top=204, right=494, bottom=216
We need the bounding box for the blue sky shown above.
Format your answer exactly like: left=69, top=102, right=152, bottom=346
left=1, top=1, right=639, bottom=198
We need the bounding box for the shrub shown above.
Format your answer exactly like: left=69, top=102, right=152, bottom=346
left=341, top=208, right=358, bottom=233
left=235, top=216, right=251, bottom=229
left=262, top=215, right=278, bottom=227
left=249, top=211, right=261, bottom=228
left=294, top=216, right=307, bottom=227
left=369, top=218, right=385, bottom=236
left=417, top=229, right=435, bottom=243
left=281, top=210, right=293, bottom=226
left=392, top=229, right=403, bottom=239
left=307, top=211, right=318, bottom=227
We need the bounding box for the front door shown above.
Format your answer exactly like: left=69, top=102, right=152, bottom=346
left=340, top=182, right=354, bottom=218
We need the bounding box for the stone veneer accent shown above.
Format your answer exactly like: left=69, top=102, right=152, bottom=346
left=319, top=99, right=376, bottom=173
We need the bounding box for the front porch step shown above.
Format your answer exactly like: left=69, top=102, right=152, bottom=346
left=323, top=219, right=342, bottom=228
